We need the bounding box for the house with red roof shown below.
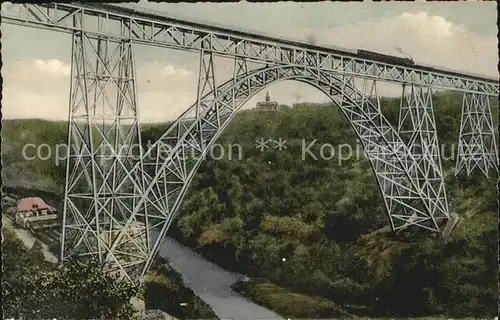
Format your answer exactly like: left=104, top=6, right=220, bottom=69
left=15, top=197, right=57, bottom=229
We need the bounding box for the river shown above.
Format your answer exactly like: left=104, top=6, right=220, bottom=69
left=157, top=235, right=283, bottom=320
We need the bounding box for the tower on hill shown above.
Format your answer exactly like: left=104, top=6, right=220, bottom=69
left=255, top=91, right=280, bottom=112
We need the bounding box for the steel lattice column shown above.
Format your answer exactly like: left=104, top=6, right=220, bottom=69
left=397, top=85, right=449, bottom=231
left=195, top=50, right=218, bottom=147
left=131, top=66, right=457, bottom=278
left=358, top=79, right=410, bottom=231
left=61, top=31, right=148, bottom=283
left=137, top=55, right=251, bottom=275
left=455, top=92, right=498, bottom=177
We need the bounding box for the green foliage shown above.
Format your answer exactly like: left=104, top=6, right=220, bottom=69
left=368, top=231, right=497, bottom=318
left=2, top=119, right=68, bottom=192
left=232, top=280, right=352, bottom=318
left=2, top=92, right=498, bottom=318
left=2, top=228, right=41, bottom=317
left=144, top=258, right=218, bottom=319
left=162, top=96, right=496, bottom=318
left=2, top=227, right=139, bottom=319
left=50, top=259, right=139, bottom=319
left=260, top=214, right=318, bottom=241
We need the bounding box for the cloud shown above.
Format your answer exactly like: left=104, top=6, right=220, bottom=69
left=2, top=59, right=200, bottom=122
left=163, top=65, right=192, bottom=77
left=288, top=11, right=497, bottom=78
left=2, top=11, right=497, bottom=124
left=33, top=59, right=71, bottom=77
left=3, top=86, right=66, bottom=120
left=400, top=12, right=464, bottom=39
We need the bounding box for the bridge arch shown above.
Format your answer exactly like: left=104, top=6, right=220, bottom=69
left=136, top=63, right=450, bottom=275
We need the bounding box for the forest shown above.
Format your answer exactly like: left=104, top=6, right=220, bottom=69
left=2, top=91, right=498, bottom=318
left=2, top=227, right=140, bottom=319
left=141, top=92, right=498, bottom=318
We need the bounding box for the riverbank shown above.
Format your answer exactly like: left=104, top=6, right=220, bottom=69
left=2, top=190, right=199, bottom=320
left=145, top=256, right=219, bottom=320
left=231, top=280, right=486, bottom=320
left=156, top=234, right=282, bottom=320
left=231, top=279, right=353, bottom=319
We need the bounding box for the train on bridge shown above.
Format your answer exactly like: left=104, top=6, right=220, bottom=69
left=99, top=3, right=470, bottom=76
left=102, top=3, right=418, bottom=67
left=356, top=49, right=415, bottom=66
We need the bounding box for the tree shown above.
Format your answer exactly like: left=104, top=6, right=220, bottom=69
left=2, top=228, right=140, bottom=320
left=30, top=240, right=46, bottom=265
left=8, top=259, right=140, bottom=319
left=51, top=259, right=140, bottom=319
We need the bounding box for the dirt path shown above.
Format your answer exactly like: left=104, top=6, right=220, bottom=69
left=3, top=214, right=176, bottom=319
left=2, top=214, right=58, bottom=263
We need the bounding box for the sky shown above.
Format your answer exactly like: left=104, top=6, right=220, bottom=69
left=1, top=1, right=498, bottom=123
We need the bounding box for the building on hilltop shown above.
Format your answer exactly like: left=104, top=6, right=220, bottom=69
left=255, top=91, right=280, bottom=112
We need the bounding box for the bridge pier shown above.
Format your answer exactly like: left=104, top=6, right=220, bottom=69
left=396, top=84, right=449, bottom=232
left=196, top=50, right=217, bottom=147
left=139, top=55, right=253, bottom=275
left=353, top=80, right=450, bottom=233
left=61, top=31, right=148, bottom=283
left=456, top=91, right=498, bottom=177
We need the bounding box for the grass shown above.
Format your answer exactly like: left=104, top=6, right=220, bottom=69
left=451, top=212, right=496, bottom=239
left=355, top=318, right=483, bottom=320
left=355, top=227, right=410, bottom=282
left=145, top=259, right=219, bottom=320
left=232, top=280, right=353, bottom=319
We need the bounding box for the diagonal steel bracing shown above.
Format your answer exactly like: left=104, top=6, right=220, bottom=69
left=133, top=56, right=253, bottom=275
left=397, top=85, right=449, bottom=231
left=323, top=78, right=450, bottom=233
left=455, top=92, right=498, bottom=177
left=128, top=63, right=452, bottom=278
left=195, top=50, right=218, bottom=147
left=3, top=3, right=498, bottom=96
left=357, top=79, right=411, bottom=232
left=2, top=0, right=496, bottom=285
left=60, top=43, right=454, bottom=281
left=61, top=31, right=148, bottom=283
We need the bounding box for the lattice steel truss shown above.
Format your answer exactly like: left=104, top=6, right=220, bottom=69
left=134, top=52, right=251, bottom=275
left=4, top=1, right=497, bottom=283
left=397, top=85, right=449, bottom=231
left=61, top=31, right=148, bottom=283
left=2, top=3, right=498, bottom=95
left=455, top=92, right=498, bottom=177
left=124, top=60, right=453, bottom=278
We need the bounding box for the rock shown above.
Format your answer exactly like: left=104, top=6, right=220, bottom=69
left=441, top=212, right=460, bottom=244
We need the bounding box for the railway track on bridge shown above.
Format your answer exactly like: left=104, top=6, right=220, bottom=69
left=2, top=2, right=498, bottom=95
left=2, top=2, right=497, bottom=282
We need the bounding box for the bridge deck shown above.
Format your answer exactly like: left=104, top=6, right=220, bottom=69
left=1, top=2, right=498, bottom=95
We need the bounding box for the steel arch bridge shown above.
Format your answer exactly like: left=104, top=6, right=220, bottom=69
left=2, top=2, right=498, bottom=283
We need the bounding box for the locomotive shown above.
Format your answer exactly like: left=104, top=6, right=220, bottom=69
left=89, top=4, right=492, bottom=81
left=357, top=49, right=415, bottom=66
